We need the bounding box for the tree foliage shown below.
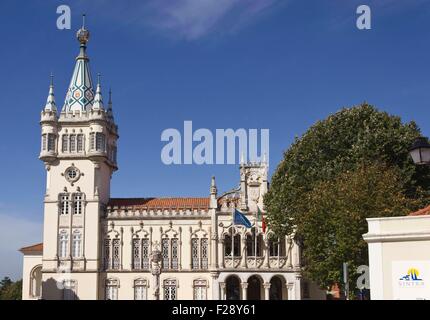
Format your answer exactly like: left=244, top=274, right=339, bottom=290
left=264, top=104, right=430, bottom=293
left=0, top=277, right=22, bottom=300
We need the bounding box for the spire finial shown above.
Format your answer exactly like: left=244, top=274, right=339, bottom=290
left=44, top=74, right=57, bottom=112
left=108, top=88, right=112, bottom=105
left=77, top=14, right=90, bottom=46
left=92, top=73, right=104, bottom=111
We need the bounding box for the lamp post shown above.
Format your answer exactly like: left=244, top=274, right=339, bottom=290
left=150, top=241, right=162, bottom=300
left=409, top=137, right=430, bottom=165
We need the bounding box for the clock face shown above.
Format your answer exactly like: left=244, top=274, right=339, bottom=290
left=64, top=166, right=81, bottom=185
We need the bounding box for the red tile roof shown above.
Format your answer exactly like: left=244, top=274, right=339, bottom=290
left=108, top=198, right=210, bottom=210
left=19, top=243, right=43, bottom=254
left=409, top=205, right=430, bottom=216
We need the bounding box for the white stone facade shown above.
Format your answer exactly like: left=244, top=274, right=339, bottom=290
left=20, top=22, right=326, bottom=301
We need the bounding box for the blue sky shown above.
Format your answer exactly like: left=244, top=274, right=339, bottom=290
left=1, top=0, right=430, bottom=279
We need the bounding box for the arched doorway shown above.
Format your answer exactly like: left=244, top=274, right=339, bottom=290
left=247, top=275, right=262, bottom=300
left=269, top=276, right=284, bottom=300
left=225, top=275, right=241, bottom=300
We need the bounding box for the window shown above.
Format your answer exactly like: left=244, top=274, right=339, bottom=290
left=48, top=134, right=56, bottom=152
left=133, top=238, right=150, bottom=270
left=104, top=239, right=110, bottom=270
left=142, top=239, right=149, bottom=269
left=63, top=280, right=77, bottom=300
left=103, top=238, right=122, bottom=270
left=105, top=279, right=118, bottom=300
left=192, top=238, right=208, bottom=270
left=72, top=231, right=81, bottom=258
left=269, top=238, right=286, bottom=257
left=171, top=238, right=179, bottom=269
left=41, top=134, right=47, bottom=151
left=60, top=194, right=70, bottom=215
left=134, top=279, right=148, bottom=300
left=59, top=231, right=68, bottom=258
left=77, top=134, right=84, bottom=152
left=193, top=279, right=207, bottom=300
left=163, top=279, right=177, bottom=300
left=89, top=132, right=95, bottom=150
left=201, top=238, right=208, bottom=269
left=132, top=239, right=141, bottom=269
left=112, top=239, right=121, bottom=270
left=246, top=228, right=263, bottom=257
left=191, top=239, right=199, bottom=269
left=224, top=232, right=241, bottom=257
left=73, top=194, right=83, bottom=215
left=62, top=134, right=68, bottom=152
left=162, top=239, right=169, bottom=269
left=69, top=135, right=76, bottom=152
left=96, top=133, right=105, bottom=152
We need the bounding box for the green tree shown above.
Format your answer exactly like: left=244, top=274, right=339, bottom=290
left=301, top=163, right=419, bottom=295
left=264, top=104, right=430, bottom=295
left=0, top=279, right=22, bottom=300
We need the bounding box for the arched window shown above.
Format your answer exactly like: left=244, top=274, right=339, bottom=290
left=193, top=279, right=208, bottom=300
left=163, top=279, right=177, bottom=300
left=103, top=237, right=121, bottom=270
left=269, top=237, right=286, bottom=257
left=30, top=265, right=42, bottom=298
left=72, top=230, right=82, bottom=258
left=112, top=239, right=121, bottom=270
left=77, top=134, right=84, bottom=152
left=59, top=231, right=68, bottom=258
left=246, top=228, right=263, bottom=257
left=134, top=279, right=148, bottom=300
left=47, top=134, right=56, bottom=152
left=161, top=238, right=179, bottom=270
left=73, top=193, right=84, bottom=215
left=104, top=239, right=111, bottom=270
left=60, top=194, right=70, bottom=215
left=224, top=231, right=241, bottom=257
left=105, top=279, right=119, bottom=300
left=62, top=134, right=68, bottom=152
left=41, top=134, right=47, bottom=151
left=89, top=132, right=95, bottom=150
left=96, top=133, right=106, bottom=151
left=191, top=238, right=209, bottom=270
left=69, top=135, right=76, bottom=152
left=132, top=238, right=150, bottom=270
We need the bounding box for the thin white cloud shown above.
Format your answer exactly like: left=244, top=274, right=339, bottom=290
left=143, top=0, right=282, bottom=40
left=86, top=0, right=284, bottom=40
left=0, top=214, right=42, bottom=281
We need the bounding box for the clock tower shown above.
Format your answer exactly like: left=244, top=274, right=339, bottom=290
left=39, top=17, right=118, bottom=299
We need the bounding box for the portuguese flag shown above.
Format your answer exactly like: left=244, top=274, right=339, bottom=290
left=257, top=206, right=267, bottom=233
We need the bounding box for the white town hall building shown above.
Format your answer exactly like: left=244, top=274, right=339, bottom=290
left=20, top=21, right=325, bottom=301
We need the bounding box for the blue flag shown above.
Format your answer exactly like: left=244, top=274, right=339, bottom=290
left=233, top=209, right=252, bottom=228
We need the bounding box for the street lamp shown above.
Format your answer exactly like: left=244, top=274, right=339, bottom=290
left=409, top=137, right=430, bottom=165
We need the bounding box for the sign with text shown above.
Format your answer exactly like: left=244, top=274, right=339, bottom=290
left=392, top=261, right=430, bottom=300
